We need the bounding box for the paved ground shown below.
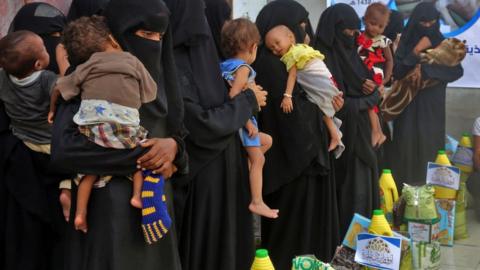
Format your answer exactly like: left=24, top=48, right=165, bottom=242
left=441, top=210, right=480, bottom=269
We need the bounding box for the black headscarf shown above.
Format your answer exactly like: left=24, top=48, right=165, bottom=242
left=384, top=10, right=404, bottom=42
left=9, top=3, right=66, bottom=74
left=205, top=0, right=231, bottom=60
left=254, top=0, right=332, bottom=193
left=314, top=3, right=371, bottom=96
left=164, top=0, right=228, bottom=109
left=104, top=0, right=184, bottom=136
left=67, top=0, right=110, bottom=21
left=256, top=0, right=312, bottom=46
left=395, top=2, right=443, bottom=63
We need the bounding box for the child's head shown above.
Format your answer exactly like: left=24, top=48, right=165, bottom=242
left=364, top=3, right=390, bottom=38
left=0, top=31, right=50, bottom=78
left=221, top=18, right=260, bottom=64
left=62, top=15, right=120, bottom=66
left=265, top=25, right=295, bottom=57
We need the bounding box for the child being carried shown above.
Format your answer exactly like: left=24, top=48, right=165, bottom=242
left=49, top=16, right=158, bottom=233
left=265, top=25, right=344, bottom=157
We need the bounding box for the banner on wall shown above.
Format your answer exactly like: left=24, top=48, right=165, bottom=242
left=327, top=0, right=480, bottom=88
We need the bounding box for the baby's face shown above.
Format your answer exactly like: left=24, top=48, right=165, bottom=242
left=364, top=11, right=389, bottom=38
left=31, top=35, right=50, bottom=70
left=265, top=27, right=294, bottom=57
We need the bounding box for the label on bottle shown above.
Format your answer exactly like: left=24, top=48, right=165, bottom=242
left=452, top=146, right=473, bottom=167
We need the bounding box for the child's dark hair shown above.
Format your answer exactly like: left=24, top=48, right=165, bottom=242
left=221, top=18, right=260, bottom=58
left=365, top=2, right=390, bottom=20
left=62, top=15, right=111, bottom=65
left=0, top=31, right=39, bottom=78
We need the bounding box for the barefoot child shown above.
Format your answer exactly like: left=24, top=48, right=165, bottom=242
left=48, top=16, right=157, bottom=232
left=220, top=18, right=277, bottom=219
left=357, top=3, right=393, bottom=146
left=264, top=25, right=344, bottom=156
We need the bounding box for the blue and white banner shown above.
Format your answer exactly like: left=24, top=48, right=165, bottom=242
left=327, top=0, right=480, bottom=88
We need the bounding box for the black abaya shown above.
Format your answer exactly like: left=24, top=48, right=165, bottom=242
left=314, top=3, right=381, bottom=235
left=1, top=5, right=67, bottom=270
left=50, top=1, right=187, bottom=269
left=383, top=3, right=463, bottom=185
left=254, top=1, right=340, bottom=268
left=163, top=0, right=257, bottom=269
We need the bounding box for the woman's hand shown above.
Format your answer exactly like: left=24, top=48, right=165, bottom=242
left=332, top=92, right=344, bottom=112
left=137, top=138, right=178, bottom=177
left=250, top=83, right=268, bottom=107
left=413, top=36, right=432, bottom=55
left=280, top=96, right=293, bottom=113
left=408, top=64, right=422, bottom=88
left=362, top=79, right=377, bottom=95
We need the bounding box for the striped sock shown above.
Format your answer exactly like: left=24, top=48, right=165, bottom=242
left=140, top=170, right=172, bottom=244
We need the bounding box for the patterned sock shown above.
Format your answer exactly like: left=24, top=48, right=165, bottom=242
left=141, top=170, right=172, bottom=244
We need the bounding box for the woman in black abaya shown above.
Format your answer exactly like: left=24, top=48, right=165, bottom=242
left=254, top=1, right=341, bottom=268
left=383, top=3, right=463, bottom=185
left=314, top=3, right=382, bottom=235
left=163, top=0, right=267, bottom=269
left=1, top=4, right=67, bottom=270
left=50, top=0, right=188, bottom=269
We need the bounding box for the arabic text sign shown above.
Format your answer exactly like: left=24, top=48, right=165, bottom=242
left=355, top=233, right=402, bottom=270
left=426, top=162, right=461, bottom=190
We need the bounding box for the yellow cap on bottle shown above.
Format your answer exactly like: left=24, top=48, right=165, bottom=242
left=459, top=133, right=473, bottom=148
left=434, top=150, right=457, bottom=199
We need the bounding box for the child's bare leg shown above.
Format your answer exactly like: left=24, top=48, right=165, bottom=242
left=75, top=175, right=97, bottom=233
left=323, top=116, right=340, bottom=151
left=59, top=189, right=71, bottom=222
left=368, top=108, right=386, bottom=147
left=246, top=146, right=279, bottom=218
left=131, top=170, right=143, bottom=209
left=259, top=132, right=272, bottom=154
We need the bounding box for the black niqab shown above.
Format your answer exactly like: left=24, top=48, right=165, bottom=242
left=105, top=0, right=184, bottom=136
left=67, top=0, right=110, bottom=21
left=384, top=10, right=404, bottom=42
left=314, top=3, right=371, bottom=96
left=205, top=0, right=231, bottom=60
left=164, top=0, right=229, bottom=109
left=395, top=2, right=443, bottom=66
left=9, top=3, right=66, bottom=74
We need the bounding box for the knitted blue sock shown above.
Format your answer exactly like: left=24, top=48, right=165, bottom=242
left=141, top=170, right=172, bottom=244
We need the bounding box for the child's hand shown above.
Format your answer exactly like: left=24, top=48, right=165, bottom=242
left=245, top=120, right=258, bottom=138
left=281, top=96, right=293, bottom=113
left=47, top=111, right=55, bottom=124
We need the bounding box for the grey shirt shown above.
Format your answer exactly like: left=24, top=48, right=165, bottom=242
left=0, top=69, right=57, bottom=144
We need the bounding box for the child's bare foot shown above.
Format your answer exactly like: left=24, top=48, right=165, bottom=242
left=74, top=213, right=88, bottom=233
left=59, top=189, right=71, bottom=222
left=130, top=196, right=142, bottom=209
left=328, top=137, right=340, bottom=152
left=372, top=131, right=387, bottom=147
left=249, top=202, right=279, bottom=219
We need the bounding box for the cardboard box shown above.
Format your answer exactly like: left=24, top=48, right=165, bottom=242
left=407, top=220, right=440, bottom=243
left=342, top=214, right=371, bottom=250
left=435, top=199, right=456, bottom=246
